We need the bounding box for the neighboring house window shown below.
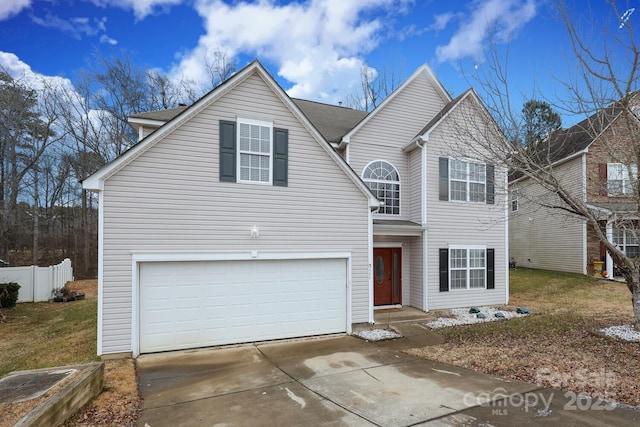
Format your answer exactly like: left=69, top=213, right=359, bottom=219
left=439, top=157, right=494, bottom=204
left=511, top=189, right=519, bottom=212
left=363, top=160, right=400, bottom=215
left=219, top=119, right=288, bottom=186
left=613, top=229, right=640, bottom=258
left=606, top=163, right=637, bottom=196
left=439, top=247, right=495, bottom=292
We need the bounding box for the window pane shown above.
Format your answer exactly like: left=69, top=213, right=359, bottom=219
left=626, top=246, right=640, bottom=258
left=613, top=229, right=624, bottom=245
left=469, top=269, right=485, bottom=288
left=469, top=183, right=486, bottom=202
left=450, top=249, right=467, bottom=268
left=450, top=160, right=467, bottom=180
left=609, top=180, right=623, bottom=194
left=364, top=161, right=400, bottom=215
left=469, top=162, right=485, bottom=182
left=450, top=181, right=467, bottom=201
left=450, top=270, right=467, bottom=290
left=469, top=249, right=485, bottom=268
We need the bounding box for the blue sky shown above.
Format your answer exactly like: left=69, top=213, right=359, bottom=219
left=0, top=0, right=635, bottom=125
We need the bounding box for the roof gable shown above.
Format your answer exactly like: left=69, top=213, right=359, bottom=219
left=403, top=88, right=494, bottom=152
left=341, top=64, right=452, bottom=145
left=83, top=60, right=379, bottom=208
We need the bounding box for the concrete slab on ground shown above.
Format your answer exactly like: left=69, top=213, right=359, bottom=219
left=136, top=328, right=640, bottom=426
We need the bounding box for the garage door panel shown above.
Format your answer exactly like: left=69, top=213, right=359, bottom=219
left=139, top=258, right=347, bottom=353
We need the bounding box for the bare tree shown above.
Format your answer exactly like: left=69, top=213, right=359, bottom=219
left=452, top=1, right=640, bottom=329
left=0, top=71, right=65, bottom=260
left=345, top=64, right=402, bottom=111
left=202, top=48, right=236, bottom=89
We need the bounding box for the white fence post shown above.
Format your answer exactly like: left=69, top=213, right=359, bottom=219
left=1, top=259, right=75, bottom=303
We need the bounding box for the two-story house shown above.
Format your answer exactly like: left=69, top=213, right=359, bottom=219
left=509, top=99, right=639, bottom=277
left=83, top=60, right=508, bottom=356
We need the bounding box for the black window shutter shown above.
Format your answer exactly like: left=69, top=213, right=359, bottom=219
left=219, top=120, right=236, bottom=182
left=439, top=248, right=449, bottom=292
left=273, top=128, right=288, bottom=187
left=486, top=164, right=495, bottom=205
left=439, top=158, right=449, bottom=201
left=486, top=248, right=495, bottom=289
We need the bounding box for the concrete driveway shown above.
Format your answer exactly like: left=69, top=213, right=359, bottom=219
left=136, top=334, right=639, bottom=426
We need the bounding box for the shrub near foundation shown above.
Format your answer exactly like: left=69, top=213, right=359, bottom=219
left=0, top=283, right=20, bottom=308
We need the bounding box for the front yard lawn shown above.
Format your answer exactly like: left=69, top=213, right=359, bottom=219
left=3, top=269, right=638, bottom=426
left=410, top=268, right=640, bottom=407
left=0, top=280, right=141, bottom=427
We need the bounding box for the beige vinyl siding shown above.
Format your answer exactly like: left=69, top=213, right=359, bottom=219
left=509, top=156, right=586, bottom=274
left=410, top=236, right=424, bottom=309
left=425, top=98, right=508, bottom=309
left=100, top=72, right=370, bottom=354
left=348, top=72, right=447, bottom=221
left=408, top=148, right=422, bottom=223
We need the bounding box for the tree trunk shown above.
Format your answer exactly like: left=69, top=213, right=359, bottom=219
left=633, top=283, right=640, bottom=332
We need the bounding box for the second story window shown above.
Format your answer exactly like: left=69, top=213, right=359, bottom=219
left=511, top=189, right=519, bottom=212
left=450, top=159, right=486, bottom=202
left=238, top=119, right=272, bottom=184
left=363, top=160, right=400, bottom=215
left=607, top=163, right=637, bottom=196
left=439, top=157, right=494, bottom=205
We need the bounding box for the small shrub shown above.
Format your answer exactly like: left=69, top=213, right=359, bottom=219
left=0, top=282, right=21, bottom=308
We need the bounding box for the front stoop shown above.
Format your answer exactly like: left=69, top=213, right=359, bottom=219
left=13, top=363, right=104, bottom=427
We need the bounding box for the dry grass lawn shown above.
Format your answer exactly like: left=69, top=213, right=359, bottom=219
left=3, top=270, right=639, bottom=425
left=0, top=280, right=141, bottom=427
left=408, top=269, right=640, bottom=406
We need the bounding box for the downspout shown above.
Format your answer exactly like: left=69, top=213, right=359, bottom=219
left=420, top=138, right=429, bottom=311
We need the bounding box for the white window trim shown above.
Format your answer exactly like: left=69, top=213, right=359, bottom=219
left=362, top=160, right=401, bottom=216
left=613, top=228, right=639, bottom=257
left=607, top=162, right=637, bottom=196
left=448, top=245, right=487, bottom=291
left=511, top=189, right=519, bottom=212
left=449, top=158, right=487, bottom=203
left=237, top=118, right=273, bottom=185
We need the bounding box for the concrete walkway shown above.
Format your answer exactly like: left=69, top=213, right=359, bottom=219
left=136, top=334, right=639, bottom=426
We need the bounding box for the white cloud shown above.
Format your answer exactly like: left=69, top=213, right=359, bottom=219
left=171, top=0, right=410, bottom=104
left=0, top=0, right=31, bottom=21
left=88, top=0, right=184, bottom=20
left=0, top=51, right=75, bottom=93
left=30, top=13, right=109, bottom=39
left=435, top=0, right=537, bottom=63
left=100, top=34, right=118, bottom=45
left=429, top=12, right=456, bottom=32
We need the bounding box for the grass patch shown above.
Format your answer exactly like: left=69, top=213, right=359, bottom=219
left=0, top=296, right=98, bottom=378
left=409, top=268, right=640, bottom=406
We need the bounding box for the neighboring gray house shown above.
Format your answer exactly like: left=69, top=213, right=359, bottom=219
left=509, top=99, right=640, bottom=277
left=84, top=60, right=509, bottom=356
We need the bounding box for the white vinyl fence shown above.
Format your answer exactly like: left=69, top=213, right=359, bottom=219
left=0, top=258, right=74, bottom=302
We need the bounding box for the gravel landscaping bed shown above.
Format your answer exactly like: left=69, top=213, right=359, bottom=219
left=426, top=306, right=529, bottom=329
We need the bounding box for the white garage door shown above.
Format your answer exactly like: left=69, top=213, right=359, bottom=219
left=139, top=258, right=347, bottom=353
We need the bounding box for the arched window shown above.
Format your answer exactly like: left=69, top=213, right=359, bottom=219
left=363, top=160, right=400, bottom=215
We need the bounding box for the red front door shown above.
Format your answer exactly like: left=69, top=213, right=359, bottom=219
left=373, top=247, right=402, bottom=306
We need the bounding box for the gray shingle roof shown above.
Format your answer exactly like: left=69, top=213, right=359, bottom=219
left=129, top=106, right=188, bottom=122
left=414, top=89, right=473, bottom=138
left=291, top=99, right=368, bottom=144
left=128, top=99, right=366, bottom=145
